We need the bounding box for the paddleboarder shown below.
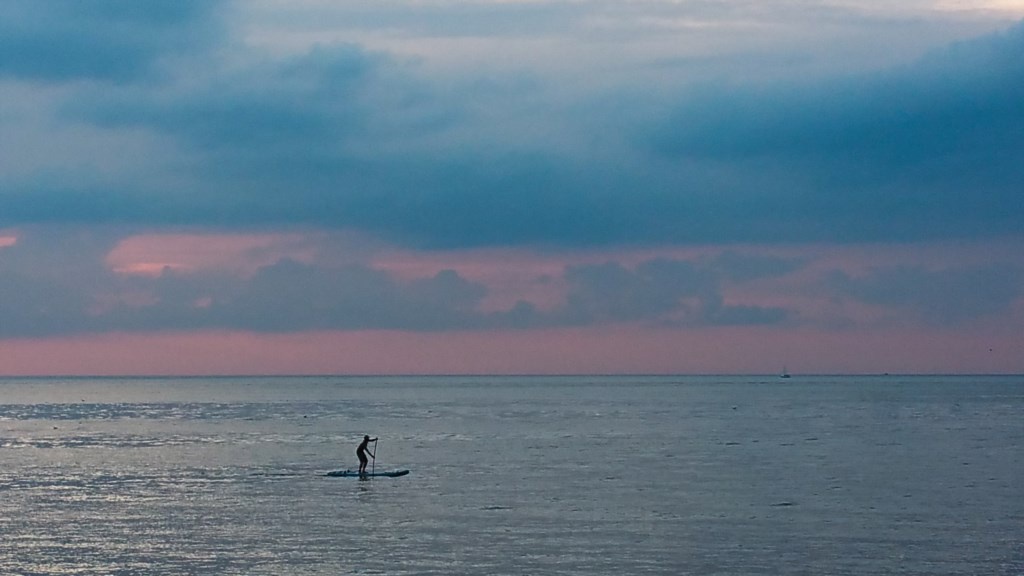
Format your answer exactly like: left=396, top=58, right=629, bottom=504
left=357, top=435, right=377, bottom=475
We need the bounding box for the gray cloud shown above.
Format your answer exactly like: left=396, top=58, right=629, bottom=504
left=0, top=0, right=223, bottom=83
left=0, top=228, right=807, bottom=337
left=0, top=228, right=122, bottom=337
left=2, top=224, right=1017, bottom=338
left=562, top=261, right=698, bottom=323
left=709, top=250, right=804, bottom=282
left=0, top=269, right=92, bottom=337
left=121, top=259, right=493, bottom=334
left=1, top=6, right=1021, bottom=251
left=560, top=255, right=795, bottom=326
left=80, top=45, right=387, bottom=150
left=649, top=21, right=1024, bottom=243
left=827, top=264, right=1024, bottom=326
left=0, top=254, right=492, bottom=337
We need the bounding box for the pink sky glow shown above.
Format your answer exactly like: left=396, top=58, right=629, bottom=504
left=0, top=324, right=1019, bottom=377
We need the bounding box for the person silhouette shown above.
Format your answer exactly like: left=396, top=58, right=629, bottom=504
left=357, top=435, right=377, bottom=475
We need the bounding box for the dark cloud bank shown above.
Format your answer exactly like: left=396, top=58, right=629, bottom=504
left=0, top=0, right=220, bottom=82
left=1, top=3, right=1021, bottom=249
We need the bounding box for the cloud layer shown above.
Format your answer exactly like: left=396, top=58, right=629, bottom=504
left=1, top=227, right=1020, bottom=339
left=2, top=2, right=1022, bottom=248
left=1, top=1, right=1022, bottom=373
left=0, top=0, right=220, bottom=82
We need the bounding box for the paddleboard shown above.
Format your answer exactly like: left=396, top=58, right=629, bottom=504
left=326, top=469, right=410, bottom=478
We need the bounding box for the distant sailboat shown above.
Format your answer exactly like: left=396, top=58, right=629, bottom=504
left=780, top=366, right=791, bottom=379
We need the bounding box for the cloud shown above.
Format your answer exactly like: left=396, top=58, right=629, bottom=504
left=1, top=6, right=1021, bottom=251
left=710, top=250, right=804, bottom=282
left=47, top=43, right=474, bottom=231
left=560, top=254, right=795, bottom=326
left=0, top=224, right=505, bottom=337
left=1, top=223, right=1021, bottom=341
left=0, top=228, right=121, bottom=337
left=648, top=20, right=1024, bottom=243
left=827, top=264, right=1024, bottom=325
left=0, top=269, right=91, bottom=337
left=112, top=258, right=495, bottom=334
left=0, top=227, right=812, bottom=337
left=82, top=45, right=387, bottom=150
left=0, top=0, right=224, bottom=83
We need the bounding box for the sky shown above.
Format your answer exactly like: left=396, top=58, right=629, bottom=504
left=1, top=0, right=1023, bottom=375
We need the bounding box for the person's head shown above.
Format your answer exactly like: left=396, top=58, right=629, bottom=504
left=364, top=435, right=370, bottom=441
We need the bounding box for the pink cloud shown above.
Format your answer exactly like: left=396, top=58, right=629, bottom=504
left=0, top=231, right=18, bottom=249
left=105, top=232, right=322, bottom=277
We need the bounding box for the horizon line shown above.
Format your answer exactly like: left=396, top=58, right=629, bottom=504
left=1, top=372, right=1021, bottom=379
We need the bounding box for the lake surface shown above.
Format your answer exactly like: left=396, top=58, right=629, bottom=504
left=1, top=375, right=1021, bottom=574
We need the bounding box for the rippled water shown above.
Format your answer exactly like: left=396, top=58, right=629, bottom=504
left=1, top=375, right=1021, bottom=574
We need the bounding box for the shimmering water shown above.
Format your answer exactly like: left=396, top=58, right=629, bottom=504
left=1, top=375, right=1021, bottom=574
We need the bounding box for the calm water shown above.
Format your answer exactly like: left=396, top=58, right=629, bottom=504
left=0, top=375, right=1021, bottom=575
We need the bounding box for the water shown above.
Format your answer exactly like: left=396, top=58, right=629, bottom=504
left=1, top=375, right=1021, bottom=575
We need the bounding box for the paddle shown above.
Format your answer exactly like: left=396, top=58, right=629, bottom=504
left=371, top=438, right=378, bottom=475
